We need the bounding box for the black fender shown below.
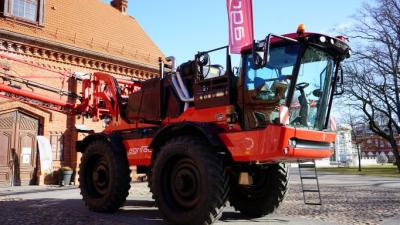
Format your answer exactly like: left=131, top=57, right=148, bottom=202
left=76, top=132, right=125, bottom=153
left=149, top=122, right=224, bottom=152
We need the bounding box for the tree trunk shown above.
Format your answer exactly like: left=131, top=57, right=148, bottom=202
left=356, top=143, right=362, bottom=172
left=389, top=140, right=400, bottom=173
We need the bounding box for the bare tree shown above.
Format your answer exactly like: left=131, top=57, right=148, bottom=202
left=344, top=0, right=400, bottom=172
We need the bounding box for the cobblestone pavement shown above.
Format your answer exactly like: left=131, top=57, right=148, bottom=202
left=0, top=170, right=399, bottom=225
left=275, top=180, right=400, bottom=225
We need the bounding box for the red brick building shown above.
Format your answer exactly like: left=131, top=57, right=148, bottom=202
left=359, top=135, right=400, bottom=161
left=0, top=0, right=163, bottom=186
left=354, top=126, right=400, bottom=162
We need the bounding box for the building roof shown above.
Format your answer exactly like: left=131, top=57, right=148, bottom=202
left=0, top=0, right=164, bottom=69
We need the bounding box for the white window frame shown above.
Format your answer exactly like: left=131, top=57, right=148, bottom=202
left=2, top=0, right=44, bottom=25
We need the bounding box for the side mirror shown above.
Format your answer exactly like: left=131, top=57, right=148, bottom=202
left=233, top=66, right=240, bottom=76
left=252, top=51, right=264, bottom=68
left=334, top=65, right=344, bottom=95
left=198, top=53, right=209, bottom=66
left=252, top=40, right=266, bottom=69
left=194, top=52, right=210, bottom=80
left=263, top=34, right=272, bottom=65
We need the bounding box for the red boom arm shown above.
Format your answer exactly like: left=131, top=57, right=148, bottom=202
left=0, top=55, right=141, bottom=120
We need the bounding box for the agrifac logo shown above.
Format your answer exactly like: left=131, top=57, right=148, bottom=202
left=128, top=146, right=151, bottom=155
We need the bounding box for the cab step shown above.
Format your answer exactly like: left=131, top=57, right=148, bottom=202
left=298, top=160, right=322, bottom=206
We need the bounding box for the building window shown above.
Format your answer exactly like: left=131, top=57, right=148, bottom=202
left=12, top=0, right=37, bottom=21
left=1, top=0, right=44, bottom=25
left=50, top=134, right=64, bottom=161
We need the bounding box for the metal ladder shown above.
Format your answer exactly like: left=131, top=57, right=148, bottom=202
left=298, top=160, right=322, bottom=205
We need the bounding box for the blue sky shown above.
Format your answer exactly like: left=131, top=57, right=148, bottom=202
left=103, top=0, right=367, bottom=120
left=106, top=0, right=365, bottom=64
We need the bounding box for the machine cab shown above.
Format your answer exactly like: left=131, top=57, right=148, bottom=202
left=239, top=31, right=351, bottom=131
left=124, top=28, right=350, bottom=133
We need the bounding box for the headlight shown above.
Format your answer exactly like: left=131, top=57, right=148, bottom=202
left=288, top=139, right=297, bottom=147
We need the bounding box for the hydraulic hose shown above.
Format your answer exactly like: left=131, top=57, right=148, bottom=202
left=167, top=56, right=193, bottom=111
left=176, top=72, right=191, bottom=98
left=171, top=74, right=194, bottom=104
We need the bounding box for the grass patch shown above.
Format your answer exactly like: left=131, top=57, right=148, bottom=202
left=317, top=165, right=400, bottom=178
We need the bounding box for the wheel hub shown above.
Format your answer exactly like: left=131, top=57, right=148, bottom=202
left=90, top=158, right=110, bottom=195
left=174, top=169, right=197, bottom=197
left=168, top=158, right=201, bottom=209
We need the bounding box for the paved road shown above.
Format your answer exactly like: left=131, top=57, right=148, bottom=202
left=0, top=187, right=338, bottom=225
left=0, top=169, right=399, bottom=225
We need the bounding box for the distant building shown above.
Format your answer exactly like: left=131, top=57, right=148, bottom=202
left=354, top=124, right=400, bottom=162
left=333, top=124, right=359, bottom=166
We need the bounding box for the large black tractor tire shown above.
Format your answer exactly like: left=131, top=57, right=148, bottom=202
left=79, top=139, right=131, bottom=212
left=151, top=136, right=230, bottom=225
left=229, top=163, right=288, bottom=218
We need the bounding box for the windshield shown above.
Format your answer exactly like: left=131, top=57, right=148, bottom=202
left=243, top=44, right=336, bottom=130
left=243, top=43, right=299, bottom=129
left=245, top=44, right=299, bottom=92
left=290, top=46, right=335, bottom=130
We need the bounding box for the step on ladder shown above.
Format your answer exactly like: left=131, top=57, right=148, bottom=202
left=298, top=160, right=322, bottom=205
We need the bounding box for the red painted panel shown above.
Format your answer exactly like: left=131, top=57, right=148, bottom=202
left=123, top=138, right=152, bottom=166
left=219, top=125, right=334, bottom=163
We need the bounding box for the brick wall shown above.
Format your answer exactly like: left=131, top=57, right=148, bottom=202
left=0, top=44, right=147, bottom=184
left=0, top=0, right=163, bottom=185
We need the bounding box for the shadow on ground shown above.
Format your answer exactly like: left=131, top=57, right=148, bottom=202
left=0, top=198, right=164, bottom=225
left=0, top=198, right=282, bottom=225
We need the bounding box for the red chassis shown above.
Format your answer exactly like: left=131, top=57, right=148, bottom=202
left=121, top=105, right=334, bottom=166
